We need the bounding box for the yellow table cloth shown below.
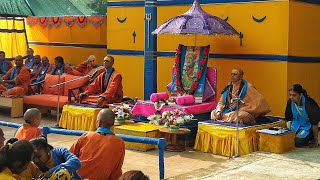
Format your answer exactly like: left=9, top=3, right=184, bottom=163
left=194, top=120, right=286, bottom=156
left=114, top=123, right=163, bottom=151
left=59, top=105, right=102, bottom=131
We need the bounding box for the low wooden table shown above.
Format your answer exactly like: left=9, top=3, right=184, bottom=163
left=0, top=97, right=23, bottom=117
left=159, top=127, right=191, bottom=152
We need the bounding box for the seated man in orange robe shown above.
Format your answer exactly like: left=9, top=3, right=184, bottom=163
left=29, top=55, right=42, bottom=79
left=72, top=55, right=97, bottom=76
left=211, top=69, right=271, bottom=123
left=0, top=51, right=13, bottom=77
left=24, top=48, right=35, bottom=68
left=70, top=109, right=125, bottom=180
left=31, top=56, right=53, bottom=84
left=0, top=55, right=31, bottom=97
left=78, top=56, right=123, bottom=107
left=48, top=56, right=74, bottom=75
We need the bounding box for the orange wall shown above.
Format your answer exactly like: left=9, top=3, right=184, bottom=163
left=287, top=1, right=320, bottom=107
left=289, top=1, right=320, bottom=57
left=26, top=20, right=107, bottom=65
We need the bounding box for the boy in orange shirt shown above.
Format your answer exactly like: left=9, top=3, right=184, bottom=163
left=15, top=108, right=42, bottom=141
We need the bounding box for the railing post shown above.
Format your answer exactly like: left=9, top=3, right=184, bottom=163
left=158, top=138, right=166, bottom=180
left=42, top=126, right=50, bottom=138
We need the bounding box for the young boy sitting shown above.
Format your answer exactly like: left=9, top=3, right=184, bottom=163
left=15, top=108, right=42, bottom=141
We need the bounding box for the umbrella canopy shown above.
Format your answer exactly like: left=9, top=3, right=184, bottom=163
left=153, top=0, right=239, bottom=36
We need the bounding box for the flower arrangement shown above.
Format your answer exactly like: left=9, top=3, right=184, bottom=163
left=148, top=109, right=193, bottom=129
left=174, top=45, right=209, bottom=95
left=112, top=104, right=132, bottom=121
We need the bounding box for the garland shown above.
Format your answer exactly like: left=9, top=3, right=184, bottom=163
left=174, top=45, right=209, bottom=95
left=26, top=16, right=106, bottom=28
left=76, top=16, right=87, bottom=28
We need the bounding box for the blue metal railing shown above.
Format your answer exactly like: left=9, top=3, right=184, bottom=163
left=0, top=121, right=166, bottom=180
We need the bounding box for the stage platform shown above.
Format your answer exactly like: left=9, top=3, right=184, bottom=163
left=59, top=104, right=102, bottom=131
left=194, top=116, right=286, bottom=156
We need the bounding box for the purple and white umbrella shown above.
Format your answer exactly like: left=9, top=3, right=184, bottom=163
left=153, top=0, right=239, bottom=36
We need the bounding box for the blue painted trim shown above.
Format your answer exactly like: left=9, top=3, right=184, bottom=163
left=107, top=49, right=320, bottom=62
left=107, top=49, right=144, bottom=56
left=28, top=41, right=107, bottom=49
left=211, top=53, right=287, bottom=61
left=107, top=1, right=144, bottom=7
left=108, top=0, right=279, bottom=7
left=296, top=0, right=320, bottom=5
left=288, top=56, right=320, bottom=63
left=144, top=0, right=158, bottom=100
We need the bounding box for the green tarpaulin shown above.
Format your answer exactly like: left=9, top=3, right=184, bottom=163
left=0, top=0, right=106, bottom=17
left=0, top=0, right=34, bottom=17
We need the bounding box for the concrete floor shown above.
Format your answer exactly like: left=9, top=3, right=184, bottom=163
left=0, top=109, right=319, bottom=180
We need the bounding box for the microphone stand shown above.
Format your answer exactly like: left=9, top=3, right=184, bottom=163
left=55, top=72, right=61, bottom=128
left=229, top=92, right=244, bottom=159
left=49, top=70, right=97, bottom=88
left=50, top=70, right=97, bottom=128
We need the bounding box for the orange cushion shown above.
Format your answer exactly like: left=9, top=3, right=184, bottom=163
left=42, top=74, right=65, bottom=95
left=63, top=74, right=89, bottom=96
left=23, top=94, right=69, bottom=108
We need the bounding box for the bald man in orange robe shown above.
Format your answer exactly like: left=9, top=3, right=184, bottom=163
left=211, top=69, right=271, bottom=123
left=70, top=109, right=125, bottom=180
left=72, top=55, right=97, bottom=76
left=0, top=55, right=31, bottom=97
left=78, top=56, right=123, bottom=107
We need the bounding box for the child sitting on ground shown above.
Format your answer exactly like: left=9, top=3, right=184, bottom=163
left=15, top=108, right=42, bottom=141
